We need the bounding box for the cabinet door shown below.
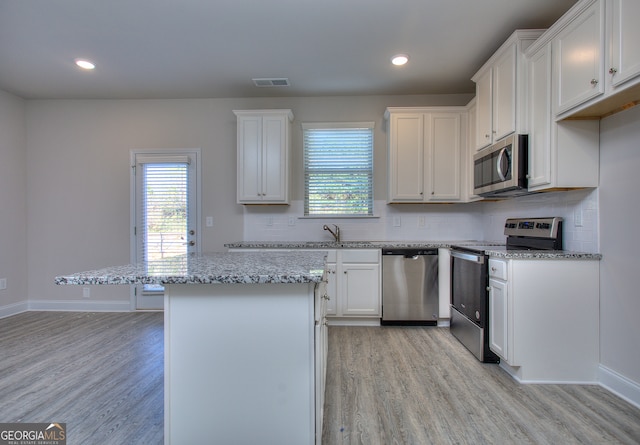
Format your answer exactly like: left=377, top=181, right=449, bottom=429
left=488, top=278, right=509, bottom=362
left=527, top=42, right=553, bottom=189
left=341, top=263, right=380, bottom=316
left=609, top=0, right=640, bottom=88
left=388, top=113, right=425, bottom=201
left=427, top=113, right=461, bottom=200
left=261, top=114, right=288, bottom=202
left=553, top=0, right=604, bottom=114
left=492, top=43, right=517, bottom=141
left=237, top=115, right=263, bottom=202
left=475, top=68, right=493, bottom=150
left=324, top=263, right=337, bottom=316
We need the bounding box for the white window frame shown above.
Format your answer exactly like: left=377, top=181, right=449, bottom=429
left=302, top=122, right=375, bottom=217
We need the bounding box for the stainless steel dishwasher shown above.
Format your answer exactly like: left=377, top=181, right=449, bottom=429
left=381, top=248, right=438, bottom=325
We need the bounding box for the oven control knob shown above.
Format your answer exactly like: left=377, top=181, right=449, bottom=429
left=475, top=311, right=480, bottom=320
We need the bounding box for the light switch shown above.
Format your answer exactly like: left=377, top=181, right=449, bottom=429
left=0, top=278, right=6, bottom=290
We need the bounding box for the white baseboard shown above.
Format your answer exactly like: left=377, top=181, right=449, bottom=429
left=28, top=299, right=132, bottom=312
left=598, top=365, right=640, bottom=409
left=0, top=301, right=29, bottom=319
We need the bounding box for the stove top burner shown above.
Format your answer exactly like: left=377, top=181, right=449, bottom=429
left=454, top=217, right=564, bottom=253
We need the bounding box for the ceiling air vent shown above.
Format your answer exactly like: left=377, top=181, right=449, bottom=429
left=252, top=78, right=290, bottom=87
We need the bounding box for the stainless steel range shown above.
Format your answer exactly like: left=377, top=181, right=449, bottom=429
left=449, top=217, right=563, bottom=362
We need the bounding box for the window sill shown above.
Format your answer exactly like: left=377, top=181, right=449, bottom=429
left=298, top=215, right=380, bottom=219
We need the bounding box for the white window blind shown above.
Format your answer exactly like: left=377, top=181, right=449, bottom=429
left=303, top=123, right=374, bottom=216
left=137, top=161, right=190, bottom=265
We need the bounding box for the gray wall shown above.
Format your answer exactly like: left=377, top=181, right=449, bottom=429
left=0, top=90, right=27, bottom=314
left=599, top=105, right=640, bottom=385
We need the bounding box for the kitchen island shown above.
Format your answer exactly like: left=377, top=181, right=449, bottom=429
left=56, top=251, right=328, bottom=445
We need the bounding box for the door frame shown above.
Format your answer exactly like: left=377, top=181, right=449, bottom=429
left=129, top=148, right=202, bottom=310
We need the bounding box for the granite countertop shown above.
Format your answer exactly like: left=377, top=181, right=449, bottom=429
left=225, top=241, right=602, bottom=260
left=484, top=249, right=602, bottom=260
left=224, top=240, right=483, bottom=249
left=55, top=251, right=327, bottom=285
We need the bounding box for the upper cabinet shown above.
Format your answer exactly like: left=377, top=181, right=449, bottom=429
left=234, top=109, right=293, bottom=204
left=526, top=9, right=600, bottom=192
left=609, top=0, right=640, bottom=89
left=553, top=0, right=605, bottom=115
left=547, top=0, right=640, bottom=119
left=472, top=30, right=544, bottom=151
left=385, top=107, right=467, bottom=203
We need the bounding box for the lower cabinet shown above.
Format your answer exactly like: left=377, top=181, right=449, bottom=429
left=314, top=279, right=328, bottom=444
left=488, top=257, right=600, bottom=383
left=325, top=249, right=381, bottom=323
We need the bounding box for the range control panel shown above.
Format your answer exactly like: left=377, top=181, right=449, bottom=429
left=504, top=217, right=563, bottom=239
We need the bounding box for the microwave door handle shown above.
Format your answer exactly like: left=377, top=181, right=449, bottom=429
left=496, top=148, right=507, bottom=181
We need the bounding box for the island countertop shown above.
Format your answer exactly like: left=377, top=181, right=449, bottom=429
left=55, top=251, right=327, bottom=285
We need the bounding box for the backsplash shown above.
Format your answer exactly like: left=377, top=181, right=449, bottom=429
left=481, top=188, right=599, bottom=252
left=242, top=189, right=599, bottom=252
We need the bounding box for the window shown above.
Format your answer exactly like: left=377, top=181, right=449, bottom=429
left=302, top=122, right=374, bottom=216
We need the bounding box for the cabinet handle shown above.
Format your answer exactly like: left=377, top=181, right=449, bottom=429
left=485, top=134, right=490, bottom=139
left=486, top=286, right=491, bottom=292
left=609, top=67, right=617, bottom=75
left=491, top=267, right=497, bottom=272
left=590, top=78, right=599, bottom=86
left=344, top=271, right=347, bottom=274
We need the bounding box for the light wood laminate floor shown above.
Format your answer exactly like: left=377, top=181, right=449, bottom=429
left=323, top=326, right=640, bottom=445
left=1, top=313, right=639, bottom=444
left=0, top=311, right=163, bottom=444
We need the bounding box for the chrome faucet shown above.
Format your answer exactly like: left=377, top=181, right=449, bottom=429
left=323, top=224, right=340, bottom=243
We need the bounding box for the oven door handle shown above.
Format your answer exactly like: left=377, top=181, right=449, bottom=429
left=451, top=250, right=485, bottom=264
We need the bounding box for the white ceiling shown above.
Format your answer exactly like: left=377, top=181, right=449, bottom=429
left=0, top=0, right=577, bottom=100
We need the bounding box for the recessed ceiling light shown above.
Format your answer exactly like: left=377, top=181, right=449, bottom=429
left=75, top=59, right=96, bottom=70
left=391, top=54, right=409, bottom=66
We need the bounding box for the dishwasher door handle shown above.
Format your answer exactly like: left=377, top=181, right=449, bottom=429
left=451, top=250, right=485, bottom=264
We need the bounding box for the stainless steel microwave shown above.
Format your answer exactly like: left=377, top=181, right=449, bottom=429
left=473, top=134, right=528, bottom=197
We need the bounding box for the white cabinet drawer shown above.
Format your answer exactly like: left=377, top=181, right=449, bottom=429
left=489, top=258, right=508, bottom=280
left=340, top=249, right=380, bottom=263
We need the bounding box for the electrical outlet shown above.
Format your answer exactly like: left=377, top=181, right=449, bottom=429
left=574, top=209, right=583, bottom=227
left=0, top=278, right=6, bottom=290
left=418, top=216, right=426, bottom=228
left=83, top=287, right=91, bottom=298
left=267, top=217, right=273, bottom=226
left=206, top=216, right=213, bottom=227
left=288, top=216, right=296, bottom=226
left=393, top=216, right=401, bottom=227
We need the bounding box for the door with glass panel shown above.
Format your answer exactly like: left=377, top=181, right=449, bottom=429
left=131, top=150, right=200, bottom=310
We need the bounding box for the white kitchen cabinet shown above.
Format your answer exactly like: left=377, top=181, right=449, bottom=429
left=474, top=68, right=493, bottom=150
left=487, top=257, right=600, bottom=383
left=234, top=109, right=293, bottom=204
left=553, top=0, right=605, bottom=115
left=472, top=30, right=544, bottom=150
left=538, top=0, right=640, bottom=119
left=608, top=0, right=640, bottom=89
left=314, top=279, right=328, bottom=442
left=527, top=42, right=553, bottom=188
left=488, top=276, right=508, bottom=361
left=323, top=249, right=381, bottom=324
left=385, top=107, right=465, bottom=203
left=526, top=41, right=600, bottom=192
